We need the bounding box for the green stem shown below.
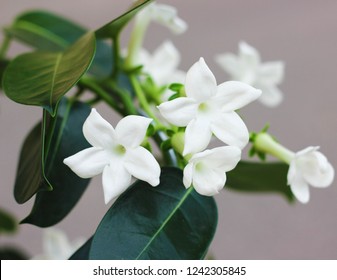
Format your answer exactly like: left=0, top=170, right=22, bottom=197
left=80, top=77, right=122, bottom=114
left=0, top=35, right=11, bottom=59
left=124, top=18, right=149, bottom=69
left=129, top=73, right=165, bottom=127
left=254, top=132, right=295, bottom=164
left=112, top=35, right=121, bottom=78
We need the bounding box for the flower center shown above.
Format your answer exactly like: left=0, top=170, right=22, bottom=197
left=113, top=144, right=126, bottom=156
left=195, top=162, right=205, bottom=172
left=198, top=102, right=209, bottom=112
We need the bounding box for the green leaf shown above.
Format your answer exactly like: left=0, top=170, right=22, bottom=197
left=4, top=10, right=112, bottom=77
left=0, top=247, right=28, bottom=260
left=0, top=208, right=17, bottom=234
left=3, top=32, right=96, bottom=116
left=89, top=167, right=217, bottom=260
left=0, top=59, right=9, bottom=89
left=69, top=237, right=93, bottom=260
left=95, top=0, right=153, bottom=38
left=226, top=161, right=295, bottom=202
left=21, top=99, right=92, bottom=227
left=14, top=121, right=46, bottom=203
left=4, top=10, right=86, bottom=51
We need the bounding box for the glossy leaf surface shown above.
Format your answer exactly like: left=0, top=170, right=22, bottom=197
left=18, top=99, right=91, bottom=226
left=89, top=167, right=217, bottom=260
left=226, top=161, right=294, bottom=202
left=3, top=32, right=95, bottom=116
left=5, top=10, right=112, bottom=77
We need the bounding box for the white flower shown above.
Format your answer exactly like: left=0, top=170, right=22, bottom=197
left=136, top=2, right=187, bottom=34
left=158, top=57, right=261, bottom=155
left=137, top=41, right=185, bottom=88
left=63, top=109, right=161, bottom=204
left=215, top=42, right=285, bottom=107
left=183, top=146, right=241, bottom=196
left=32, top=228, right=85, bottom=260
left=287, top=146, right=334, bottom=203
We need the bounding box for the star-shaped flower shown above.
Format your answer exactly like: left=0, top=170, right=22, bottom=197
left=215, top=42, right=285, bottom=107
left=287, top=146, right=334, bottom=203
left=136, top=2, right=187, bottom=34
left=64, top=109, right=161, bottom=204
left=137, top=40, right=185, bottom=87
left=183, top=146, right=241, bottom=196
left=158, top=57, right=261, bottom=155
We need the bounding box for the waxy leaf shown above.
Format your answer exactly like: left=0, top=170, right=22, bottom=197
left=5, top=10, right=86, bottom=51
left=21, top=99, right=91, bottom=227
left=14, top=121, right=47, bottom=203
left=0, top=208, right=17, bottom=234
left=0, top=248, right=28, bottom=260
left=0, top=59, right=9, bottom=88
left=69, top=237, right=93, bottom=260
left=96, top=0, right=153, bottom=38
left=89, top=167, right=217, bottom=260
left=226, top=161, right=294, bottom=202
left=4, top=10, right=112, bottom=77
left=3, top=32, right=96, bottom=116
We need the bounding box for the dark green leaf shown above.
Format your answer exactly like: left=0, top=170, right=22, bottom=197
left=4, top=10, right=87, bottom=51
left=89, top=167, right=217, bottom=260
left=226, top=161, right=294, bottom=202
left=0, top=59, right=9, bottom=89
left=14, top=121, right=47, bottom=203
left=3, top=32, right=96, bottom=116
left=5, top=10, right=112, bottom=77
left=95, top=0, right=153, bottom=38
left=0, top=247, right=28, bottom=260
left=21, top=99, right=92, bottom=227
left=0, top=208, right=17, bottom=234
left=69, top=237, right=93, bottom=260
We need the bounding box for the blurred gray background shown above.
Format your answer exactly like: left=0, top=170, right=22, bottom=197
left=1, top=0, right=337, bottom=259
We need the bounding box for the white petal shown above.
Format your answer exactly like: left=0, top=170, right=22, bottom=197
left=215, top=53, right=241, bottom=79
left=183, top=163, right=193, bottom=189
left=210, top=112, right=249, bottom=149
left=258, top=61, right=285, bottom=85
left=169, top=17, right=188, bottom=34
left=185, top=57, right=217, bottom=102
left=183, top=117, right=212, bottom=156
left=102, top=161, right=131, bottom=204
left=195, top=146, right=241, bottom=171
left=43, top=228, right=72, bottom=260
left=213, top=81, right=262, bottom=111
left=299, top=150, right=335, bottom=188
left=239, top=41, right=260, bottom=69
left=149, top=41, right=181, bottom=85
left=63, top=147, right=109, bottom=178
left=288, top=170, right=310, bottom=204
left=82, top=108, right=116, bottom=149
left=115, top=115, right=152, bottom=149
left=193, top=166, right=226, bottom=196
left=157, top=97, right=198, bottom=126
left=150, top=3, right=187, bottom=34
left=124, top=146, right=161, bottom=186
left=257, top=84, right=283, bottom=107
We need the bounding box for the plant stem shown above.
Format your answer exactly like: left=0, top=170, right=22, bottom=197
left=129, top=73, right=165, bottom=127
left=112, top=35, right=121, bottom=79
left=80, top=77, right=122, bottom=114
left=0, top=35, right=11, bottom=59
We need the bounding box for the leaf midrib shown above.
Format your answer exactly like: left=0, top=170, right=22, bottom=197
left=135, top=186, right=194, bottom=259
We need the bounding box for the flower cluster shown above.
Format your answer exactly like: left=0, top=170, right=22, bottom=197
left=62, top=1, right=334, bottom=205
left=158, top=57, right=261, bottom=195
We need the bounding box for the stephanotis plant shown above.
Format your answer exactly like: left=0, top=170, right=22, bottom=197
left=0, top=0, right=334, bottom=260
